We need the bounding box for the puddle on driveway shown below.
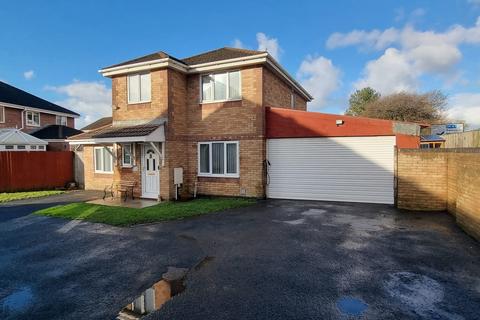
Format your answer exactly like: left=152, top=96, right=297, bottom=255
left=117, top=267, right=189, bottom=319
left=336, top=297, right=368, bottom=317
left=1, top=286, right=34, bottom=314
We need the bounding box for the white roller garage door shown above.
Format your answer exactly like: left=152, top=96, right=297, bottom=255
left=267, top=136, right=395, bottom=204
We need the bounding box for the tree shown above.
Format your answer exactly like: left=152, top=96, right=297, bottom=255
left=362, top=90, right=447, bottom=123
left=346, top=87, right=380, bottom=116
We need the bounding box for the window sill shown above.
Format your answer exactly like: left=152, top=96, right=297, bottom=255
left=199, top=98, right=242, bottom=105
left=198, top=174, right=239, bottom=179
left=95, top=171, right=113, bottom=174
left=26, top=124, right=40, bottom=127
left=127, top=100, right=151, bottom=105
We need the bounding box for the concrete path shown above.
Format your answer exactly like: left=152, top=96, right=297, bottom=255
left=0, top=199, right=479, bottom=319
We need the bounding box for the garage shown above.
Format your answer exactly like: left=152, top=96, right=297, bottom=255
left=267, top=136, right=395, bottom=204
left=265, top=107, right=421, bottom=205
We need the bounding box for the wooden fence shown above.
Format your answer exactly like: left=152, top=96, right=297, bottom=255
left=443, top=130, right=480, bottom=148
left=0, top=151, right=73, bottom=192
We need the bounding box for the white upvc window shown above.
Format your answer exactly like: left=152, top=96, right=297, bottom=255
left=56, top=115, right=67, bottom=126
left=128, top=73, right=151, bottom=104
left=291, top=91, right=296, bottom=109
left=0, top=106, right=4, bottom=123
left=198, top=141, right=239, bottom=178
left=201, top=70, right=241, bottom=103
left=94, top=146, right=114, bottom=173
left=121, top=143, right=134, bottom=167
left=26, top=111, right=40, bottom=127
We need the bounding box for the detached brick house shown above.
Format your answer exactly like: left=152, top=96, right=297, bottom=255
left=0, top=81, right=79, bottom=133
left=69, top=47, right=313, bottom=200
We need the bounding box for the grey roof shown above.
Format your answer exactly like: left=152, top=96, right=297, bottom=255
left=81, top=117, right=112, bottom=131
left=69, top=123, right=161, bottom=140
left=0, top=81, right=79, bottom=116
left=0, top=128, right=48, bottom=145
left=421, top=135, right=445, bottom=142
left=30, top=125, right=83, bottom=140
left=181, top=47, right=265, bottom=65
left=103, top=47, right=266, bottom=70
left=94, top=124, right=160, bottom=138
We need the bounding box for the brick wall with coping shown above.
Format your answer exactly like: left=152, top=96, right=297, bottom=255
left=397, top=148, right=480, bottom=241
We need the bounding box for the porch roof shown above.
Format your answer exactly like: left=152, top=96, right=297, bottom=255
left=68, top=123, right=165, bottom=144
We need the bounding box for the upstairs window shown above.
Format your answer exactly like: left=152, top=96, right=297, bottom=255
left=198, top=141, right=239, bottom=177
left=0, top=106, right=4, bottom=123
left=26, top=111, right=40, bottom=127
left=56, top=116, right=67, bottom=126
left=201, top=71, right=241, bottom=103
left=291, top=91, right=296, bottom=109
left=128, top=73, right=151, bottom=104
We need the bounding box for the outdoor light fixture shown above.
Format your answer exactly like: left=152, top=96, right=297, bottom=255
left=336, top=119, right=344, bottom=126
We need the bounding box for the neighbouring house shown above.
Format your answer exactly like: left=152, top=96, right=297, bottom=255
left=70, top=47, right=421, bottom=203
left=0, top=128, right=47, bottom=151
left=420, top=135, right=445, bottom=149
left=30, top=125, right=83, bottom=151
left=0, top=81, right=79, bottom=133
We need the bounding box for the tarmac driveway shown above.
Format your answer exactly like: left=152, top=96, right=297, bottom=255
left=0, top=199, right=479, bottom=319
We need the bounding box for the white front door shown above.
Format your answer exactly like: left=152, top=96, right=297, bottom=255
left=142, top=145, right=160, bottom=199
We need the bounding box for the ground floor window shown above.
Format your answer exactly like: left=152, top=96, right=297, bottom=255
left=198, top=141, right=239, bottom=177
left=94, top=146, right=113, bottom=173
left=122, top=143, right=134, bottom=167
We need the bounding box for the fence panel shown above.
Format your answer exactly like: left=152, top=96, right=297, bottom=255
left=0, top=151, right=73, bottom=192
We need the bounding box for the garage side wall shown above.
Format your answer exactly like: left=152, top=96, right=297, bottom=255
left=397, top=149, right=480, bottom=241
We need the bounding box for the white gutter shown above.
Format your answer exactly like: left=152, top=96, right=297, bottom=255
left=98, top=52, right=313, bottom=101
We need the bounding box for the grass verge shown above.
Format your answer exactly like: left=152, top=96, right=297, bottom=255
left=35, top=197, right=256, bottom=226
left=0, top=190, right=65, bottom=203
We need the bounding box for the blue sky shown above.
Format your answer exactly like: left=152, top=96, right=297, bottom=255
left=1, top=0, right=479, bottom=128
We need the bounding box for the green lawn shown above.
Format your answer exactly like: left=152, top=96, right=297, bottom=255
left=35, top=197, right=256, bottom=226
left=0, top=190, right=65, bottom=203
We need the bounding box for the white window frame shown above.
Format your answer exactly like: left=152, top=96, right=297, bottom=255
left=56, top=115, right=67, bottom=126
left=94, top=146, right=114, bottom=174
left=0, top=106, right=4, bottom=123
left=200, top=70, right=242, bottom=104
left=121, top=143, right=134, bottom=167
left=197, top=141, right=239, bottom=178
left=26, top=111, right=40, bottom=127
left=291, top=91, right=296, bottom=109
left=127, top=72, right=151, bottom=104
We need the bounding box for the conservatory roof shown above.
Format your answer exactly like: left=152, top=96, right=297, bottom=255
left=0, top=128, right=48, bottom=145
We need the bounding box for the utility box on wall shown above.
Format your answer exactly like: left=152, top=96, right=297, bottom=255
left=174, top=167, right=183, bottom=185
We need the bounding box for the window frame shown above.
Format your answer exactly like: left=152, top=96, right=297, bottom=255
left=127, top=72, right=151, bottom=104
left=291, top=91, right=296, bottom=109
left=197, top=141, right=239, bottom=178
left=93, top=146, right=114, bottom=174
left=121, top=143, right=134, bottom=167
left=56, top=115, right=67, bottom=126
left=26, top=111, right=40, bottom=127
left=199, top=70, right=242, bottom=104
left=0, top=106, right=4, bottom=123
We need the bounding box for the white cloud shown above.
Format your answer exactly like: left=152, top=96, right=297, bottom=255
left=232, top=39, right=244, bottom=49
left=45, top=80, right=111, bottom=129
left=23, top=70, right=35, bottom=80
left=256, top=32, right=282, bottom=61
left=297, top=55, right=341, bottom=109
left=354, top=48, right=417, bottom=94
left=328, top=17, right=480, bottom=94
left=447, top=93, right=480, bottom=127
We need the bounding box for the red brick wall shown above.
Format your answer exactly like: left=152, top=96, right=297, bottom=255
left=263, top=68, right=307, bottom=110
left=397, top=149, right=480, bottom=241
